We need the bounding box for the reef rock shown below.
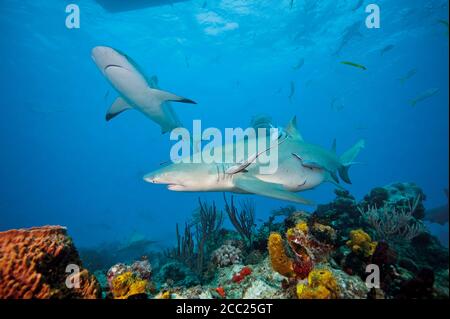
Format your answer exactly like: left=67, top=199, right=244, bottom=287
left=0, top=226, right=101, bottom=299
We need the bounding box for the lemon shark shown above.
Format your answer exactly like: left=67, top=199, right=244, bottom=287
left=144, top=117, right=365, bottom=204
left=91, top=46, right=196, bottom=133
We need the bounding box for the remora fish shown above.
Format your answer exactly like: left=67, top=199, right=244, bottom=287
left=91, top=46, right=196, bottom=133
left=410, top=88, right=439, bottom=107
left=143, top=117, right=364, bottom=205
left=341, top=61, right=367, bottom=70
left=424, top=189, right=449, bottom=225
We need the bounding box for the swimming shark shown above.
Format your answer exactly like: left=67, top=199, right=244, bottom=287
left=424, top=189, right=449, bottom=225
left=143, top=117, right=364, bottom=204
left=91, top=46, right=196, bottom=133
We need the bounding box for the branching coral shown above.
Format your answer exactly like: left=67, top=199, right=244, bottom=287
left=223, top=194, right=255, bottom=249
left=346, top=229, right=378, bottom=258
left=167, top=199, right=223, bottom=282
left=296, top=269, right=340, bottom=299
left=358, top=196, right=426, bottom=242
left=0, top=226, right=101, bottom=299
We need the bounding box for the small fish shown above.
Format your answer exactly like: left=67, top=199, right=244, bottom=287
left=354, top=123, right=368, bottom=131
left=292, top=58, right=304, bottom=70
left=185, top=55, right=190, bottom=68
left=438, top=19, right=449, bottom=28
left=438, top=19, right=449, bottom=36
left=351, top=0, right=364, bottom=12
left=288, top=81, right=296, bottom=101
left=289, top=0, right=294, bottom=10
left=334, top=21, right=363, bottom=56
left=202, top=1, right=207, bottom=9
left=409, top=88, right=439, bottom=107
left=340, top=61, right=367, bottom=70
left=398, top=68, right=417, bottom=84
left=331, top=97, right=344, bottom=111
left=380, top=44, right=394, bottom=56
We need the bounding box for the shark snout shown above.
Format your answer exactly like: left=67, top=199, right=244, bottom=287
left=143, top=173, right=159, bottom=183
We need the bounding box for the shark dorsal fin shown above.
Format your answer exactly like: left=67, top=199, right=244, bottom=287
left=285, top=116, right=304, bottom=141
left=331, top=138, right=337, bottom=153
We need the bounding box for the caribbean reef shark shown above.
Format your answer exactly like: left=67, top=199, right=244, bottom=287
left=144, top=117, right=364, bottom=205
left=91, top=46, right=196, bottom=133
left=424, top=189, right=449, bottom=225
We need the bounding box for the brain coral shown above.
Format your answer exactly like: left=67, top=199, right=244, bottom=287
left=0, top=226, right=101, bottom=299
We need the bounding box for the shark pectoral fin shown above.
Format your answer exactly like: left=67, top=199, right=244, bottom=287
left=234, top=175, right=315, bottom=205
left=106, top=97, right=132, bottom=121
left=150, top=88, right=197, bottom=105
left=292, top=153, right=325, bottom=170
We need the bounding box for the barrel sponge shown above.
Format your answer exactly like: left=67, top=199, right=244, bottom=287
left=0, top=226, right=101, bottom=299
left=268, top=232, right=294, bottom=278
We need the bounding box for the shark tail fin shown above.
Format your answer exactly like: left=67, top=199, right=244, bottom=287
left=338, top=139, right=365, bottom=184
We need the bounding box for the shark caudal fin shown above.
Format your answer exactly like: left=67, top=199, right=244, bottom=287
left=338, top=139, right=365, bottom=184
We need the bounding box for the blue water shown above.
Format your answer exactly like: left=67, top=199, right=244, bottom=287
left=0, top=0, right=448, bottom=249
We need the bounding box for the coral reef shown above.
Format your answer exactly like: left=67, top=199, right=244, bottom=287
left=296, top=268, right=340, bottom=299
left=106, top=258, right=155, bottom=299
left=268, top=232, right=294, bottom=278
left=346, top=229, right=378, bottom=258
left=2, top=182, right=447, bottom=300
left=110, top=271, right=148, bottom=299
left=232, top=266, right=252, bottom=283
left=211, top=243, right=242, bottom=267
left=0, top=226, right=101, bottom=299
